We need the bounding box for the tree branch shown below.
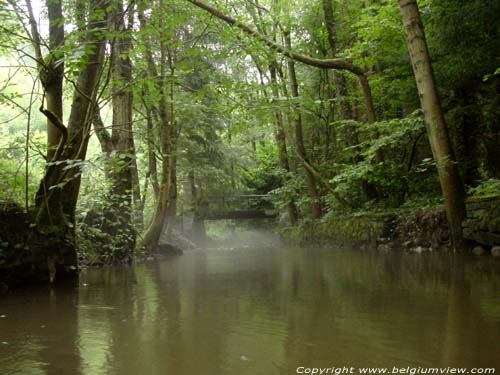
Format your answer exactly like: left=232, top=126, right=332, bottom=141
left=24, top=0, right=44, bottom=69
left=92, top=109, right=113, bottom=154
left=39, top=105, right=68, bottom=161
left=185, top=0, right=366, bottom=75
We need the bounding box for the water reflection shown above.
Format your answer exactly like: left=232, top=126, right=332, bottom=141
left=0, top=286, right=80, bottom=374
left=1, top=247, right=499, bottom=374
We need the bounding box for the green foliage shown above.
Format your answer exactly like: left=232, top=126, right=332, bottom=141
left=328, top=111, right=427, bottom=212
left=77, top=154, right=136, bottom=263
left=468, top=179, right=500, bottom=199
left=269, top=170, right=304, bottom=210
left=423, top=0, right=500, bottom=182
left=0, top=129, right=45, bottom=205
left=240, top=143, right=282, bottom=194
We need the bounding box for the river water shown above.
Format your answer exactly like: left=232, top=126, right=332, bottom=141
left=1, top=245, right=499, bottom=374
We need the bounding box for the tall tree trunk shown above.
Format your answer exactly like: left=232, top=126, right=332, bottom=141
left=45, top=0, right=64, bottom=160
left=125, top=2, right=142, bottom=230
left=165, top=63, right=179, bottom=239
left=130, top=131, right=143, bottom=229
left=398, top=0, right=466, bottom=250
left=164, top=160, right=177, bottom=239
left=190, top=171, right=207, bottom=244
left=25, top=0, right=65, bottom=161
left=322, top=0, right=352, bottom=120
left=90, top=0, right=137, bottom=262
left=146, top=108, right=160, bottom=199
left=108, top=0, right=136, bottom=261
left=139, top=0, right=173, bottom=251
left=358, top=74, right=376, bottom=124
left=269, top=64, right=298, bottom=224
left=321, top=0, right=378, bottom=204
left=285, top=33, right=322, bottom=219
left=141, top=93, right=172, bottom=251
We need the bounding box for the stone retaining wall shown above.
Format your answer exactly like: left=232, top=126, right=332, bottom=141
left=463, top=196, right=500, bottom=246
left=281, top=197, right=500, bottom=251
left=280, top=214, right=394, bottom=249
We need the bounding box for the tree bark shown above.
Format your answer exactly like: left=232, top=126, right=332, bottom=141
left=322, top=0, right=352, bottom=120
left=139, top=0, right=173, bottom=251
left=108, top=0, right=136, bottom=260
left=358, top=74, right=376, bottom=124
left=398, top=0, right=466, bottom=250
left=269, top=64, right=298, bottom=224
left=285, top=33, right=322, bottom=219
left=165, top=62, right=179, bottom=239
left=25, top=0, right=65, bottom=161
left=88, top=0, right=137, bottom=262
left=146, top=108, right=160, bottom=199
left=141, top=92, right=172, bottom=251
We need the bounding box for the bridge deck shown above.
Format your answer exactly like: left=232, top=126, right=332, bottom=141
left=200, top=209, right=277, bottom=220
left=196, top=194, right=277, bottom=220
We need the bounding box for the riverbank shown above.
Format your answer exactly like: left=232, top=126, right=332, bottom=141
left=280, top=208, right=448, bottom=252
left=280, top=196, right=500, bottom=255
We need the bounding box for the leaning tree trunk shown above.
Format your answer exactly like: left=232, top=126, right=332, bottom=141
left=398, top=0, right=466, bottom=250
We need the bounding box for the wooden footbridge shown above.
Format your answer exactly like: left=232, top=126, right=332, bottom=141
left=196, top=194, right=277, bottom=220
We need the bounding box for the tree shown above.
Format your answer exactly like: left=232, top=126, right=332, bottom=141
left=284, top=31, right=322, bottom=219
left=398, top=0, right=466, bottom=250
left=20, top=0, right=65, bottom=164
left=137, top=0, right=174, bottom=251
left=2, top=0, right=112, bottom=282
left=91, top=0, right=138, bottom=262
left=269, top=63, right=298, bottom=224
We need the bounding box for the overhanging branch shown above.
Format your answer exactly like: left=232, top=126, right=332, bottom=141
left=186, top=0, right=366, bottom=75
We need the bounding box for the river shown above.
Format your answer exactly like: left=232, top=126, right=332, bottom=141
left=1, top=244, right=499, bottom=374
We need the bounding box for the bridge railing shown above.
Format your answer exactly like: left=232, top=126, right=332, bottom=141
left=198, top=194, right=274, bottom=214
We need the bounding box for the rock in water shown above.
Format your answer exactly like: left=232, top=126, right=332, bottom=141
left=410, top=246, right=427, bottom=254
left=156, top=243, right=183, bottom=256
left=471, top=246, right=485, bottom=256
left=377, top=243, right=391, bottom=252
left=491, top=246, right=500, bottom=257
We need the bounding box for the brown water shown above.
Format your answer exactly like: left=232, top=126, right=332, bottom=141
left=1, top=246, right=499, bottom=375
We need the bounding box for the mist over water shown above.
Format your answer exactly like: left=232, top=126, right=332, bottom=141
left=204, top=219, right=281, bottom=249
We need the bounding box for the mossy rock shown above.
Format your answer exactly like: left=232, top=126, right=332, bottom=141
left=156, top=243, right=183, bottom=256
